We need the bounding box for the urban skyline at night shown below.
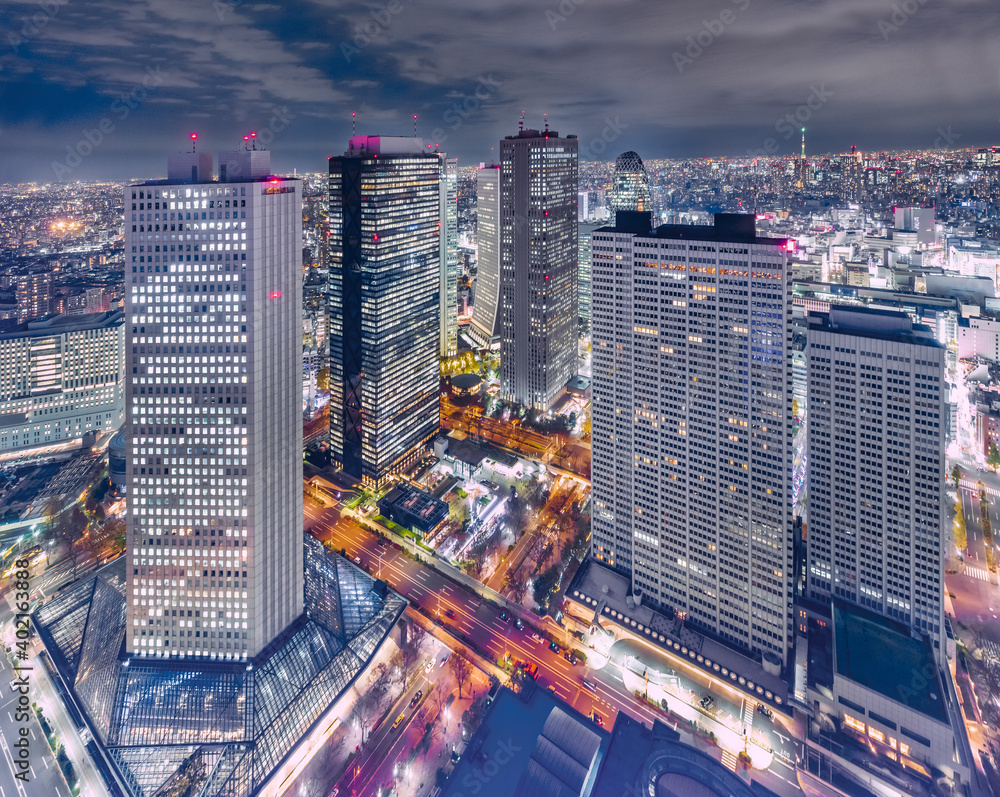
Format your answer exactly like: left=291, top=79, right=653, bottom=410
left=3, top=1, right=1000, bottom=796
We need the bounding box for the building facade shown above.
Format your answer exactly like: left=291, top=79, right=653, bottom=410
left=0, top=310, right=124, bottom=453
left=610, top=151, right=652, bottom=218
left=15, top=271, right=52, bottom=323
left=470, top=164, right=501, bottom=347
left=440, top=156, right=458, bottom=357
left=124, top=148, right=304, bottom=660
left=328, top=136, right=441, bottom=486
left=578, top=221, right=602, bottom=331
left=499, top=129, right=578, bottom=411
left=806, top=306, right=946, bottom=655
left=591, top=212, right=793, bottom=665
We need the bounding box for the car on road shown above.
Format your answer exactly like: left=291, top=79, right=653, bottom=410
left=513, top=617, right=524, bottom=631
left=410, top=690, right=423, bottom=707
left=499, top=610, right=511, bottom=624
left=438, top=652, right=451, bottom=668
left=756, top=703, right=773, bottom=720
left=699, top=695, right=714, bottom=709
left=392, top=712, right=406, bottom=730
left=591, top=711, right=603, bottom=727
left=530, top=632, right=542, bottom=643
left=353, top=556, right=362, bottom=566
left=582, top=679, right=597, bottom=692
left=444, top=608, right=456, bottom=619
left=564, top=652, right=578, bottom=665
left=549, top=641, right=560, bottom=654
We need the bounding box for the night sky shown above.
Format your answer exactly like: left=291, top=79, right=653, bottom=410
left=1, top=0, right=998, bottom=182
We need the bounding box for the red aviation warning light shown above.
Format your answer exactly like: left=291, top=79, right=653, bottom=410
left=784, top=240, right=797, bottom=253
left=269, top=290, right=282, bottom=300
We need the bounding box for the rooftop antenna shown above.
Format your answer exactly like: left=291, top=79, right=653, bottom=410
left=544, top=113, right=549, bottom=133
left=250, top=131, right=257, bottom=151
left=189, top=132, right=198, bottom=153
left=414, top=114, right=418, bottom=137
left=243, top=134, right=250, bottom=151
left=519, top=110, right=525, bottom=133
left=352, top=111, right=356, bottom=138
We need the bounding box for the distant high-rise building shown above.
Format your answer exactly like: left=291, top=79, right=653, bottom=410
left=499, top=127, right=578, bottom=411
left=15, top=271, right=52, bottom=322
left=0, top=310, right=124, bottom=453
left=125, top=147, right=303, bottom=660
left=578, top=222, right=603, bottom=331
left=329, top=136, right=441, bottom=486
left=440, top=156, right=458, bottom=357
left=806, top=306, right=946, bottom=657
left=471, top=163, right=501, bottom=347
left=578, top=191, right=590, bottom=222
left=591, top=212, right=793, bottom=665
left=610, top=151, right=651, bottom=218
left=894, top=206, right=936, bottom=246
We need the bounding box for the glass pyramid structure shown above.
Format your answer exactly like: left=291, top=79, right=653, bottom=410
left=35, top=536, right=406, bottom=797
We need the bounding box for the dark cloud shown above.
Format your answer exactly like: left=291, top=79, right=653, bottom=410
left=0, top=0, right=997, bottom=182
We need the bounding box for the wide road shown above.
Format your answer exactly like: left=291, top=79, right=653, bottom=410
left=306, top=501, right=805, bottom=795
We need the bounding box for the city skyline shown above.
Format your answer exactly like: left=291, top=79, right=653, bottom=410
left=3, top=0, right=1000, bottom=182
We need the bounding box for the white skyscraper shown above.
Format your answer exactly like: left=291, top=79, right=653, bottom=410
left=499, top=127, right=579, bottom=411
left=124, top=147, right=303, bottom=660
left=591, top=212, right=794, bottom=665
left=806, top=306, right=946, bottom=656
left=440, top=156, right=458, bottom=357
left=471, top=163, right=500, bottom=347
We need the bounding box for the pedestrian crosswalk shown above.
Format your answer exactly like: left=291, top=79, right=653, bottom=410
left=966, top=566, right=991, bottom=582
left=721, top=750, right=739, bottom=772
left=743, top=699, right=755, bottom=729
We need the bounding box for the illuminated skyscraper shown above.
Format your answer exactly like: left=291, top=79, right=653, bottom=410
left=125, top=147, right=303, bottom=659
left=36, top=144, right=407, bottom=797
left=471, top=163, right=500, bottom=347
left=591, top=212, right=794, bottom=665
left=499, top=127, right=579, bottom=411
left=610, top=151, right=651, bottom=218
left=440, top=156, right=458, bottom=357
left=578, top=221, right=602, bottom=331
left=806, top=306, right=946, bottom=657
left=328, top=136, right=441, bottom=486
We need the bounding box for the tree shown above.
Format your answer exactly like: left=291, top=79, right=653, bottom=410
left=792, top=397, right=800, bottom=419
left=316, top=367, right=329, bottom=392
left=449, top=654, right=473, bottom=700
left=954, top=499, right=968, bottom=553
left=989, top=443, right=1000, bottom=473
left=951, top=464, right=962, bottom=490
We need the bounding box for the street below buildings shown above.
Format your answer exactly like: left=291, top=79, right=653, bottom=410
left=306, top=499, right=806, bottom=795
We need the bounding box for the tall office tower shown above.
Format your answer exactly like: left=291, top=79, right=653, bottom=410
left=894, top=206, right=936, bottom=246
left=0, top=310, right=124, bottom=453
left=440, top=156, right=459, bottom=357
left=329, top=136, right=441, bottom=486
left=471, top=163, right=501, bottom=347
left=499, top=127, right=579, bottom=411
left=37, top=145, right=406, bottom=797
left=15, top=271, right=52, bottom=322
left=591, top=212, right=794, bottom=665
left=578, top=221, right=603, bottom=331
left=610, top=151, right=651, bottom=218
left=806, top=306, right=946, bottom=655
left=125, top=147, right=303, bottom=659
left=578, top=191, right=590, bottom=222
